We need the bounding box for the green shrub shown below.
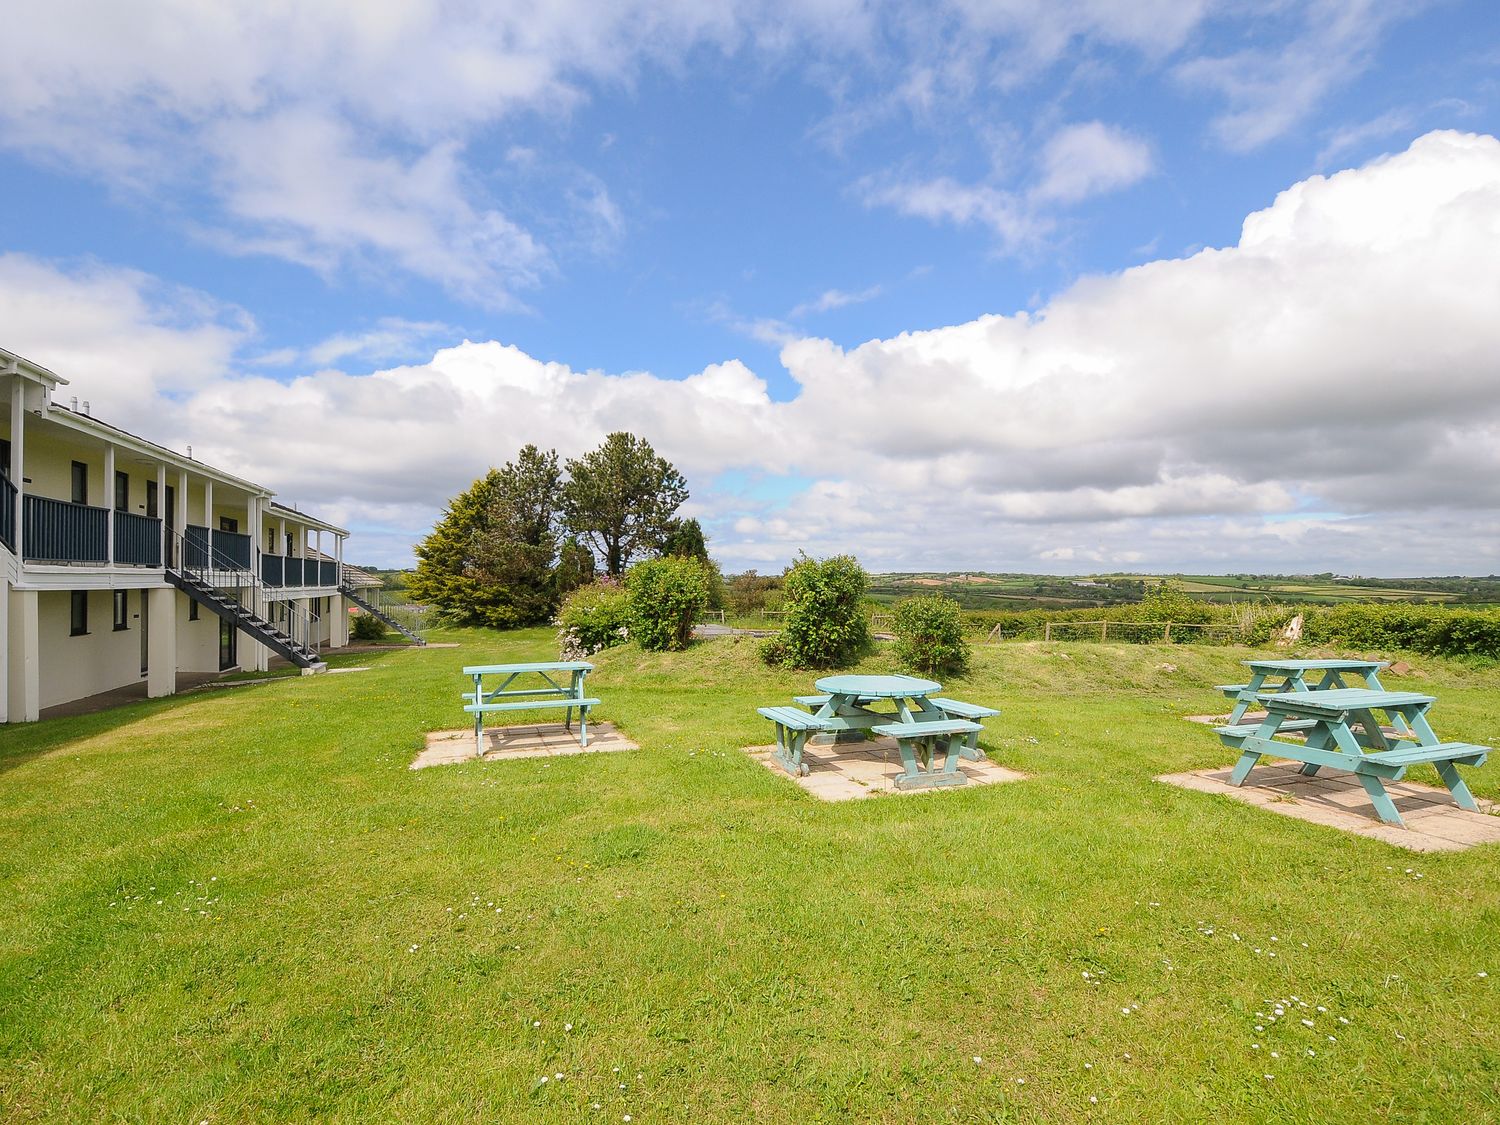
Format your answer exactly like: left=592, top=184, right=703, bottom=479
left=349, top=612, right=387, bottom=641
left=556, top=580, right=632, bottom=659
left=769, top=554, right=871, bottom=669
left=625, top=556, right=711, bottom=652
left=891, top=595, right=970, bottom=677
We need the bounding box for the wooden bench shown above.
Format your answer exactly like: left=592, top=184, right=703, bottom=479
left=1218, top=687, right=1489, bottom=826
left=1214, top=718, right=1318, bottom=748
left=871, top=718, right=982, bottom=790
left=463, top=661, right=596, bottom=755
left=929, top=697, right=1000, bottom=760
left=758, top=705, right=831, bottom=777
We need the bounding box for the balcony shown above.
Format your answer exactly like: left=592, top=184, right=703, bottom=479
left=23, top=495, right=107, bottom=564
left=184, top=525, right=252, bottom=571
left=1, top=476, right=15, bottom=553
left=115, top=511, right=162, bottom=566
left=260, top=553, right=339, bottom=588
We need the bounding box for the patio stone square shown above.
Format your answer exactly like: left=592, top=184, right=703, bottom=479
left=745, top=735, right=1026, bottom=801
left=1158, top=765, right=1500, bottom=852
left=413, top=721, right=638, bottom=769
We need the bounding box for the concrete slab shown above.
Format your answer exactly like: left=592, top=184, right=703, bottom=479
left=1158, top=766, right=1500, bottom=852
left=745, top=735, right=1027, bottom=801
left=412, top=721, right=638, bottom=769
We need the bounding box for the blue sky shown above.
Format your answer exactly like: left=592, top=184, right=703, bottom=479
left=2, top=1, right=1500, bottom=573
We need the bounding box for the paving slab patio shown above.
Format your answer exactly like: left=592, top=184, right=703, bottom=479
left=1158, top=765, right=1500, bottom=852
left=413, top=721, right=638, bottom=769
left=744, top=735, right=1026, bottom=801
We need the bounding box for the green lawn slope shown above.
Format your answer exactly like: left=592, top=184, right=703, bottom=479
left=2, top=631, right=1497, bottom=1121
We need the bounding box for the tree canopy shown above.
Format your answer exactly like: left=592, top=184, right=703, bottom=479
left=562, top=432, right=689, bottom=577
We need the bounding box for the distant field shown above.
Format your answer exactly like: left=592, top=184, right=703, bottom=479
left=867, top=572, right=1496, bottom=612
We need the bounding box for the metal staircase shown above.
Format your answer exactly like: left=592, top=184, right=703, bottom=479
left=339, top=583, right=427, bottom=645
left=166, top=530, right=326, bottom=671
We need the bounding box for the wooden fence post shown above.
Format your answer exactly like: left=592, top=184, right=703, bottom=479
left=1044, top=621, right=1052, bottom=642
left=1163, top=622, right=1172, bottom=643
left=1101, top=621, right=1108, bottom=642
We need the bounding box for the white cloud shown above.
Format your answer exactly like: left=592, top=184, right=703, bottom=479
left=1032, top=122, right=1154, bottom=203
left=6, top=131, right=1500, bottom=574
left=1176, top=0, right=1421, bottom=152
left=789, top=285, right=886, bottom=318
left=857, top=175, right=1048, bottom=250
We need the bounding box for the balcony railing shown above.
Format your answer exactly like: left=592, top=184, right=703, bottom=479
left=1, top=476, right=15, bottom=553
left=212, top=529, right=252, bottom=571
left=260, top=553, right=340, bottom=587
left=114, top=510, right=163, bottom=566
left=23, top=495, right=107, bottom=564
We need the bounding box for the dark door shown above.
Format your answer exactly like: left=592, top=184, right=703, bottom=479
left=218, top=618, right=237, bottom=670
left=140, top=595, right=150, bottom=677
left=164, top=485, right=176, bottom=566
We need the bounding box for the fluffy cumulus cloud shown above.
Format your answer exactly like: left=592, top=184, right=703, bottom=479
left=0, top=2, right=1416, bottom=303
left=7, top=131, right=1500, bottom=573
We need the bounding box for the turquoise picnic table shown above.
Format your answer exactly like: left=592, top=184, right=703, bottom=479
left=462, top=661, right=599, bottom=757
left=1215, top=687, right=1490, bottom=828
left=757, top=673, right=998, bottom=791
left=1220, top=658, right=1389, bottom=723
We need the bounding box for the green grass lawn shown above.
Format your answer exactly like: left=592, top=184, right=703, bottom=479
left=3, top=632, right=1499, bottom=1122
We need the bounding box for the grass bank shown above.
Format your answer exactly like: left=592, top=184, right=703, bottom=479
left=2, top=631, right=1497, bottom=1121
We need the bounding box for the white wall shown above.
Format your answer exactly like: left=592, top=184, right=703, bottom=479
left=37, top=589, right=146, bottom=708
left=175, top=592, right=223, bottom=673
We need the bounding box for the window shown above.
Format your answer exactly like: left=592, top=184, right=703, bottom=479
left=0, top=438, right=10, bottom=478
left=113, top=590, right=129, bottom=631
left=146, top=480, right=158, bottom=518
left=285, top=532, right=294, bottom=556
left=70, top=591, right=88, bottom=636
left=188, top=598, right=199, bottom=622
left=219, top=516, right=238, bottom=533
left=115, top=470, right=129, bottom=512
left=71, top=461, right=88, bottom=505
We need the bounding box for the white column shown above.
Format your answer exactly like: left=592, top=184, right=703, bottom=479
left=278, top=517, right=287, bottom=559
left=146, top=586, right=177, bottom=698
left=175, top=469, right=189, bottom=567
left=203, top=479, right=213, bottom=527
left=0, top=578, right=8, bottom=722
left=104, top=444, right=116, bottom=565
left=8, top=378, right=22, bottom=555
left=7, top=586, right=39, bottom=722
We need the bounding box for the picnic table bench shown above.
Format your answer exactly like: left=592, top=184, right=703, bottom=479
left=1214, top=687, right=1489, bottom=827
left=758, top=674, right=1000, bottom=790
left=1219, top=658, right=1388, bottom=723
left=462, top=661, right=598, bottom=756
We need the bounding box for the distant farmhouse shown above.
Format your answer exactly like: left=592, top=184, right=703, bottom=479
left=2, top=346, right=353, bottom=722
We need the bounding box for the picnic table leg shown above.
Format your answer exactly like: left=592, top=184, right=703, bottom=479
left=1296, top=725, right=1337, bottom=776
left=1359, top=669, right=1411, bottom=735
left=1354, top=772, right=1406, bottom=827
left=1229, top=672, right=1266, bottom=723
left=580, top=704, right=590, bottom=748
left=941, top=733, right=968, bottom=778
left=1433, top=761, right=1481, bottom=812
left=771, top=724, right=807, bottom=777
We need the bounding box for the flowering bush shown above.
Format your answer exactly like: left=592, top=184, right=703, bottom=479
left=556, top=580, right=631, bottom=659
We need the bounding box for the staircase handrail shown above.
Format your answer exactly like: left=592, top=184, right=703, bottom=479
left=169, top=527, right=321, bottom=658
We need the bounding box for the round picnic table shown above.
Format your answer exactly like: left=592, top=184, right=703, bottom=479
left=812, top=674, right=943, bottom=743
left=815, top=673, right=941, bottom=698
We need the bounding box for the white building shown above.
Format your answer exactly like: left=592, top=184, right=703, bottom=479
left=1, top=346, right=357, bottom=723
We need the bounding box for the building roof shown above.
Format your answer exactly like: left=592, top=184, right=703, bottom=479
left=0, top=345, right=67, bottom=387
left=268, top=501, right=349, bottom=537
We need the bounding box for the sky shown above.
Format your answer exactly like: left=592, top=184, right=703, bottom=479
left=2, top=1, right=1499, bottom=575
